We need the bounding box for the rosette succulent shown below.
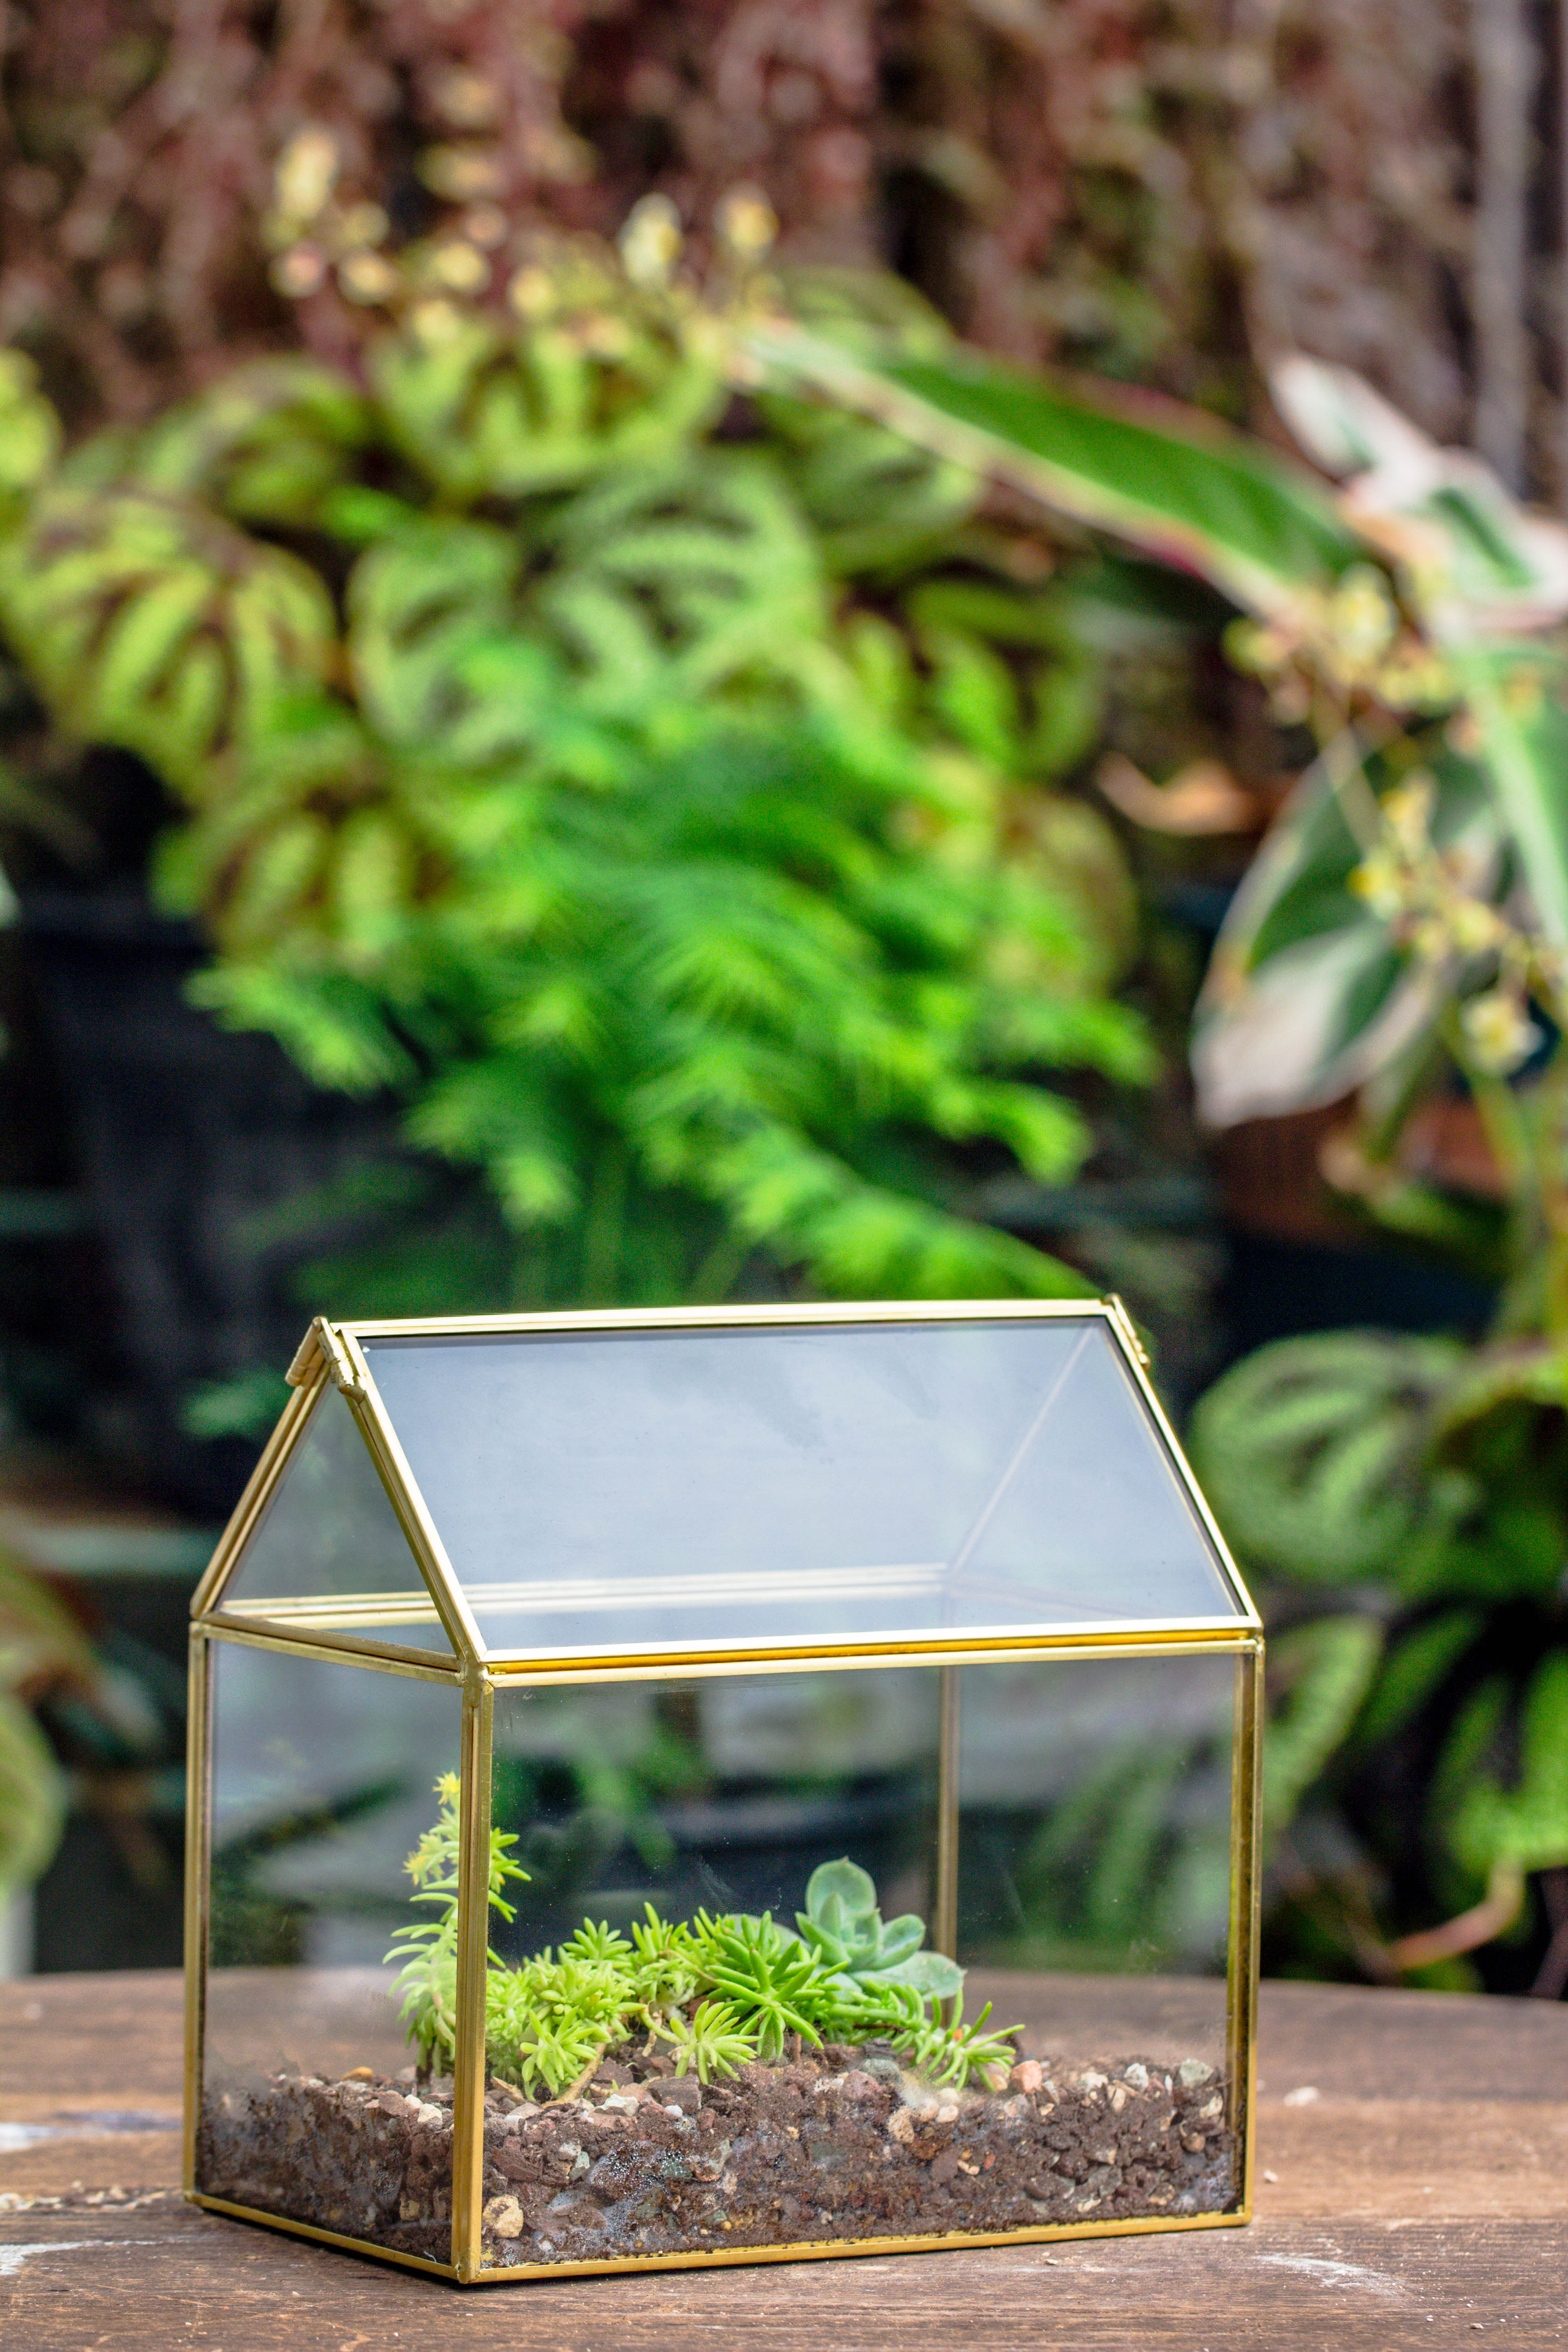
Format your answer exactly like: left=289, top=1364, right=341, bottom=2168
left=787, top=1857, right=964, bottom=2000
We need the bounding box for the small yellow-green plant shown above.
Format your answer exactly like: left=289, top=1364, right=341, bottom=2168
left=386, top=1780, right=1018, bottom=2097
left=384, top=1770, right=529, bottom=2074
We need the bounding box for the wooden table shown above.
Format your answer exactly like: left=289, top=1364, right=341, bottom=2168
left=1, top=1971, right=1564, bottom=2348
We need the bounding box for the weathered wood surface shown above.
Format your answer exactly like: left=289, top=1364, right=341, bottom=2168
left=1, top=1971, right=1565, bottom=2347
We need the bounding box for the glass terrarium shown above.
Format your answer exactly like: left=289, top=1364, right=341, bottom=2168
left=185, top=1300, right=1261, bottom=2283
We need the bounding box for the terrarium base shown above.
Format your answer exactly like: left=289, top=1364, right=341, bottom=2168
left=197, top=2039, right=1235, bottom=2271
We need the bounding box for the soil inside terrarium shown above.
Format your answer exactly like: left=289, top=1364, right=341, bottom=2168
left=197, top=2037, right=1236, bottom=2269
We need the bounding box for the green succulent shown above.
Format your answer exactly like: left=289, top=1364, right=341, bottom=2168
left=689, top=1910, right=836, bottom=2063
left=628, top=1902, right=702, bottom=2009
left=836, top=1981, right=1021, bottom=2091
left=558, top=1919, right=632, bottom=1968
left=384, top=1772, right=529, bottom=2075
left=788, top=1856, right=963, bottom=2000
left=485, top=1968, right=608, bottom=2101
left=653, top=1998, right=760, bottom=2083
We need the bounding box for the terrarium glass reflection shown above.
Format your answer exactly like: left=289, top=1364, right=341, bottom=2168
left=187, top=1303, right=1259, bottom=2283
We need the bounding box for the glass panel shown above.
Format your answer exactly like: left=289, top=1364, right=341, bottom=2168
left=950, top=1652, right=1239, bottom=2229
left=489, top=1669, right=941, bottom=1952
left=364, top=1318, right=1240, bottom=1660
left=956, top=1652, right=1239, bottom=2218
left=198, top=1640, right=461, bottom=2261
left=477, top=1666, right=940, bottom=2269
left=217, top=1384, right=452, bottom=1655
left=466, top=1651, right=1239, bottom=2272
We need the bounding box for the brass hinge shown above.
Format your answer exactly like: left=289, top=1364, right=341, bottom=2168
left=284, top=1323, right=323, bottom=1387
left=1103, top=1293, right=1151, bottom=1369
left=286, top=1314, right=366, bottom=1400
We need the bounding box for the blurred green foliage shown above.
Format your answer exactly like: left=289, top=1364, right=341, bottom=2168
left=809, top=329, right=1568, bottom=1988
left=1191, top=1325, right=1568, bottom=1985
left=1004, top=1734, right=1235, bottom=1977
left=0, top=252, right=1155, bottom=1310
left=0, top=1550, right=161, bottom=1920
left=0, top=1553, right=87, bottom=1895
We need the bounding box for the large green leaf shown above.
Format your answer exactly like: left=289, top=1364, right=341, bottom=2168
left=372, top=309, right=727, bottom=507
left=0, top=1695, right=65, bottom=1893
left=1192, top=746, right=1499, bottom=1123
left=1186, top=1329, right=1466, bottom=1584
left=748, top=328, right=1363, bottom=617
left=113, top=357, right=369, bottom=528
left=0, top=1554, right=98, bottom=1893
left=1268, top=358, right=1568, bottom=956
left=1450, top=1651, right=1568, bottom=1883
left=1263, top=1614, right=1384, bottom=1842
left=0, top=352, right=60, bottom=500
left=1271, top=356, right=1568, bottom=636
left=1456, top=657, right=1568, bottom=950
left=347, top=518, right=520, bottom=748
left=538, top=454, right=830, bottom=712
left=0, top=487, right=336, bottom=801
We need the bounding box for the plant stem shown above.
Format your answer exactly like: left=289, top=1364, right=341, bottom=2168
left=1533, top=1039, right=1568, bottom=1338
left=1438, top=1008, right=1541, bottom=1328
left=1388, top=1859, right=1525, bottom=1970
left=540, top=2045, right=609, bottom=2108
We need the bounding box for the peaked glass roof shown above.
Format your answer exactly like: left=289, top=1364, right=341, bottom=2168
left=318, top=1311, right=1248, bottom=1661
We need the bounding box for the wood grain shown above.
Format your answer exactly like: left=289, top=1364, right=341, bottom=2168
left=1, top=1972, right=1564, bottom=2348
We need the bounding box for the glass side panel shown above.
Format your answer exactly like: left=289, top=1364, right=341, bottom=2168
left=363, top=1317, right=1242, bottom=1658
left=217, top=1384, right=453, bottom=1654
left=470, top=1652, right=1239, bottom=2272
left=951, top=1650, right=1240, bottom=2230
left=490, top=1669, right=942, bottom=1954
left=199, top=1640, right=461, bottom=2261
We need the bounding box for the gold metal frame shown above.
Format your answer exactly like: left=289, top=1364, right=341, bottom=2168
left=185, top=1298, right=1262, bottom=2286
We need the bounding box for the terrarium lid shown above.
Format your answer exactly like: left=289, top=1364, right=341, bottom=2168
left=199, top=1301, right=1256, bottom=1666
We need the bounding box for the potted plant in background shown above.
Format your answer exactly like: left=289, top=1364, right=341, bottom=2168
left=0, top=185, right=1160, bottom=1508
left=779, top=322, right=1568, bottom=1994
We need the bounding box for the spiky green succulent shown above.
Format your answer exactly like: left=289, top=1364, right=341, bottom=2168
left=384, top=1773, right=529, bottom=2074
left=832, top=1980, right=1020, bottom=2090
left=654, top=1998, right=760, bottom=2082
left=689, top=1909, right=838, bottom=2062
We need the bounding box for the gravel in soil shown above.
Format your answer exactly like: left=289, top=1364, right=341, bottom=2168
left=198, top=2042, right=1235, bottom=2268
